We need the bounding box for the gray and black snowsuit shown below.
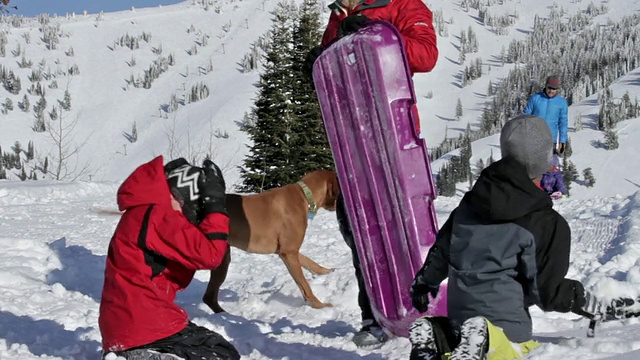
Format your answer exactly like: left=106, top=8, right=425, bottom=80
left=413, top=157, right=584, bottom=342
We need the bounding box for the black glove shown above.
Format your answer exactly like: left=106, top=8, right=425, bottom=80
left=304, top=45, right=324, bottom=80
left=571, top=285, right=604, bottom=319
left=410, top=281, right=440, bottom=313
left=198, top=159, right=226, bottom=216
left=337, top=14, right=371, bottom=38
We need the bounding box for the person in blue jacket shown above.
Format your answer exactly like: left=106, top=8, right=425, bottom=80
left=523, top=75, right=569, bottom=154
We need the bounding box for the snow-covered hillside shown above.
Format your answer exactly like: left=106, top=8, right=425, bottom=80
left=1, top=0, right=640, bottom=359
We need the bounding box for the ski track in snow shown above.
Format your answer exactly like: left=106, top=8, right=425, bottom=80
left=1, top=184, right=640, bottom=359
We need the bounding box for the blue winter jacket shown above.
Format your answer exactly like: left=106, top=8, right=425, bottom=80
left=523, top=92, right=569, bottom=144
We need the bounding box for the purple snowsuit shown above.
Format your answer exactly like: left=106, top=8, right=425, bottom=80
left=540, top=167, right=567, bottom=195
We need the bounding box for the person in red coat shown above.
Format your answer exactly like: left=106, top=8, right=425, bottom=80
left=99, top=156, right=240, bottom=360
left=305, top=0, right=439, bottom=348
left=319, top=0, right=438, bottom=74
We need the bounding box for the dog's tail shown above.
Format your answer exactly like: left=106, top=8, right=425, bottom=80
left=92, top=207, right=123, bottom=216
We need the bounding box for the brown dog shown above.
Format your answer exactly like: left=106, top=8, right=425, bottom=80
left=202, top=169, right=340, bottom=313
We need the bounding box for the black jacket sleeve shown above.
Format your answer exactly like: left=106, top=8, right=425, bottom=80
left=413, top=209, right=455, bottom=287
left=519, top=209, right=583, bottom=312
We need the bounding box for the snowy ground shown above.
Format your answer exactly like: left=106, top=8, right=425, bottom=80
left=2, top=0, right=640, bottom=358
left=1, top=180, right=640, bottom=359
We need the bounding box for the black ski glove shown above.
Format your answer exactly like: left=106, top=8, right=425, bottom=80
left=410, top=281, right=440, bottom=313
left=304, top=45, right=324, bottom=80
left=570, top=283, right=610, bottom=320
left=337, top=14, right=371, bottom=38
left=199, top=159, right=226, bottom=216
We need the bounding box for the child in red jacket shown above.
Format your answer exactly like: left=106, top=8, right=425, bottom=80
left=99, top=156, right=239, bottom=360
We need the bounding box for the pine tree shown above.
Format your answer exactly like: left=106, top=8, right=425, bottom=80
left=487, top=149, right=495, bottom=165
left=567, top=161, right=579, bottom=181
left=21, top=94, right=30, bottom=112
left=604, top=129, right=619, bottom=150
left=473, top=158, right=485, bottom=181
left=11, top=140, right=22, bottom=155
left=460, top=124, right=472, bottom=185
left=239, top=1, right=298, bottom=192
left=26, top=140, right=34, bottom=160
left=563, top=137, right=573, bottom=158
left=4, top=97, right=13, bottom=111
left=436, top=162, right=456, bottom=196
left=288, top=0, right=333, bottom=178
left=62, top=89, right=71, bottom=111
left=131, top=121, right=138, bottom=142
left=583, top=167, right=595, bottom=187
left=455, top=98, right=463, bottom=121
left=19, top=165, right=27, bottom=181
left=43, top=156, right=48, bottom=174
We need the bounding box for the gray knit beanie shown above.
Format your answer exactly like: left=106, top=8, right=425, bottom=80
left=500, top=115, right=554, bottom=179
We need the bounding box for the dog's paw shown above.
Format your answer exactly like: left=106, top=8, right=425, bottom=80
left=309, top=300, right=334, bottom=309
left=316, top=267, right=333, bottom=275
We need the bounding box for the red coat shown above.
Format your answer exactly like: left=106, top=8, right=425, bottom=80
left=321, top=0, right=438, bottom=74
left=99, top=156, right=229, bottom=351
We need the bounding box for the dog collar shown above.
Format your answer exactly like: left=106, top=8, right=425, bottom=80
left=296, top=181, right=318, bottom=220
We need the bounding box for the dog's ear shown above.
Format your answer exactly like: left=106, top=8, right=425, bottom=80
left=324, top=171, right=339, bottom=211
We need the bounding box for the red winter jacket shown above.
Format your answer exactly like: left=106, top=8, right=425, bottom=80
left=99, top=156, right=229, bottom=352
left=321, top=0, right=438, bottom=74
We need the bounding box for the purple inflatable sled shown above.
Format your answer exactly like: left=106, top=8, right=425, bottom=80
left=312, top=21, right=446, bottom=337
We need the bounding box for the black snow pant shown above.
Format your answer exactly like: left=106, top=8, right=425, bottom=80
left=107, top=322, right=240, bottom=360
left=336, top=193, right=377, bottom=326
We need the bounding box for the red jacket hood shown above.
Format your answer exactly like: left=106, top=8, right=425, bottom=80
left=117, top=156, right=171, bottom=211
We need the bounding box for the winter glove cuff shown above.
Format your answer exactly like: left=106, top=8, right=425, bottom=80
left=337, top=14, right=371, bottom=38
left=199, top=160, right=227, bottom=216
left=410, top=281, right=440, bottom=313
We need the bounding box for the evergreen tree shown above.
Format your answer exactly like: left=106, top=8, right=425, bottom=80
left=436, top=162, right=456, bottom=196
left=455, top=98, right=463, bottom=121
left=604, top=129, right=619, bottom=150
left=11, top=140, right=22, bottom=155
left=451, top=156, right=466, bottom=193
left=26, top=140, right=34, bottom=161
left=567, top=161, right=579, bottom=181
left=583, top=167, right=595, bottom=187
left=62, top=89, right=71, bottom=111
left=288, top=0, right=333, bottom=178
left=473, top=158, right=485, bottom=181
left=19, top=165, right=27, bottom=181
left=21, top=94, right=30, bottom=113
left=4, top=97, right=13, bottom=111
left=487, top=149, right=495, bottom=165
left=43, top=156, right=48, bottom=174
left=460, top=124, right=472, bottom=185
left=239, top=1, right=298, bottom=192
left=563, top=137, right=573, bottom=158
left=131, top=121, right=138, bottom=142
